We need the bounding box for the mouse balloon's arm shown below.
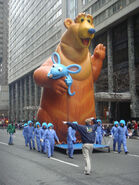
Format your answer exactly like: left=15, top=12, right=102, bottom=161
left=65, top=74, right=75, bottom=96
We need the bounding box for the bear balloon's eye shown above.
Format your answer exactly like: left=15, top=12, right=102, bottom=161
left=87, top=19, right=90, bottom=23
left=58, top=67, right=63, bottom=72
left=81, top=18, right=84, bottom=22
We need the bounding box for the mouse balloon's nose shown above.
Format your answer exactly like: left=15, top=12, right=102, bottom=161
left=48, top=73, right=53, bottom=78
left=88, top=28, right=96, bottom=34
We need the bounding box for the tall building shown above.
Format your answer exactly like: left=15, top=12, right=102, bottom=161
left=80, top=0, right=139, bottom=121
left=0, top=0, right=9, bottom=120
left=8, top=0, right=63, bottom=122
left=8, top=0, right=139, bottom=122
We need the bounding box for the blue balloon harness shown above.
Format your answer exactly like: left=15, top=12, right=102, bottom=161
left=47, top=52, right=81, bottom=96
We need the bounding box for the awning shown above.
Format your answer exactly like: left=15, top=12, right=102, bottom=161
left=95, top=92, right=131, bottom=102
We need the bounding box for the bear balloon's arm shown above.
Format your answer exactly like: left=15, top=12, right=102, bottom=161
left=91, top=44, right=106, bottom=82
left=33, top=58, right=53, bottom=87
left=33, top=57, right=68, bottom=95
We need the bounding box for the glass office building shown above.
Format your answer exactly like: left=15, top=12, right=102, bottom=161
left=0, top=0, right=8, bottom=119
left=8, top=0, right=63, bottom=121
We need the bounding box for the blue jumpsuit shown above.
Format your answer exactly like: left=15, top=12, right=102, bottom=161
left=96, top=124, right=103, bottom=144
left=28, top=125, right=35, bottom=150
left=111, top=126, right=118, bottom=151
left=67, top=126, right=76, bottom=158
left=118, top=125, right=128, bottom=153
left=34, top=127, right=41, bottom=152
left=40, top=126, right=47, bottom=153
left=23, top=124, right=29, bottom=146
left=43, top=128, right=59, bottom=157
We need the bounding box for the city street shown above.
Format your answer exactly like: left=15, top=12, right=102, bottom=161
left=0, top=128, right=139, bottom=185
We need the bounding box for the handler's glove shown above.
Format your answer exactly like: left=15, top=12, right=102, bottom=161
left=63, top=121, right=67, bottom=124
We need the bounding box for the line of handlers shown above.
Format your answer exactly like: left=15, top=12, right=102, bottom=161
left=23, top=120, right=60, bottom=158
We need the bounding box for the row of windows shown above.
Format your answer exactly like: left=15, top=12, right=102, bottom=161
left=82, top=0, right=94, bottom=6
left=10, top=0, right=61, bottom=38
left=91, top=0, right=110, bottom=14
left=10, top=0, right=41, bottom=22
left=9, top=18, right=62, bottom=66
left=9, top=0, right=62, bottom=50
left=10, top=29, right=61, bottom=70
left=9, top=6, right=62, bottom=54
left=93, top=0, right=127, bottom=26
left=9, top=40, right=59, bottom=81
left=9, top=8, right=62, bottom=61
left=10, top=0, right=61, bottom=36
left=85, top=0, right=136, bottom=26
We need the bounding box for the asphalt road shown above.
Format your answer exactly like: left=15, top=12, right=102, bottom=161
left=0, top=128, right=139, bottom=185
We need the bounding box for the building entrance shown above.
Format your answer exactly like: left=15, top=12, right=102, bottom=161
left=111, top=102, right=130, bottom=122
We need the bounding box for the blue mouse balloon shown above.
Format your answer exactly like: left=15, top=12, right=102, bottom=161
left=47, top=52, right=81, bottom=96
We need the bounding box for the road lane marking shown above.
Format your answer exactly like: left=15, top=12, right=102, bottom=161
left=113, top=151, right=139, bottom=158
left=0, top=141, right=8, bottom=146
left=51, top=157, right=79, bottom=168
left=128, top=154, right=139, bottom=158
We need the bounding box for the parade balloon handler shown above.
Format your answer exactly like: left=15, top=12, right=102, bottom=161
left=40, top=122, right=47, bottom=153
left=7, top=122, right=16, bottom=145
left=28, top=120, right=36, bottom=150
left=118, top=120, right=129, bottom=154
left=63, top=118, right=98, bottom=175
left=34, top=122, right=41, bottom=152
left=110, top=121, right=119, bottom=151
left=41, top=123, right=60, bottom=158
left=96, top=119, right=103, bottom=144
left=67, top=121, right=77, bottom=159
left=23, top=123, right=29, bottom=147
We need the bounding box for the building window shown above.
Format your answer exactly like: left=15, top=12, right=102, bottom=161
left=108, top=0, right=126, bottom=17
left=94, top=32, right=107, bottom=68
left=112, top=21, right=128, bottom=68
left=67, top=0, right=77, bottom=19
left=91, top=0, right=109, bottom=14
left=93, top=10, right=107, bottom=26
left=94, top=32, right=108, bottom=92
left=112, top=21, right=129, bottom=92
left=134, top=13, right=139, bottom=64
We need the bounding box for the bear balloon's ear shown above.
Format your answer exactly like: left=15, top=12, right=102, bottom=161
left=64, top=18, right=73, bottom=29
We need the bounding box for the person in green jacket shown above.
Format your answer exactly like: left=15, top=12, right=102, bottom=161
left=7, top=123, right=15, bottom=145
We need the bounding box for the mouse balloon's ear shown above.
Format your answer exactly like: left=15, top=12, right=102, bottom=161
left=67, top=64, right=81, bottom=74
left=51, top=52, right=61, bottom=64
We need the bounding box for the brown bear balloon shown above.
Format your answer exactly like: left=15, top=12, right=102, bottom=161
left=34, top=13, right=106, bottom=141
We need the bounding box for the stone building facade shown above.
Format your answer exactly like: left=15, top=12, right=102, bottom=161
left=82, top=0, right=139, bottom=121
